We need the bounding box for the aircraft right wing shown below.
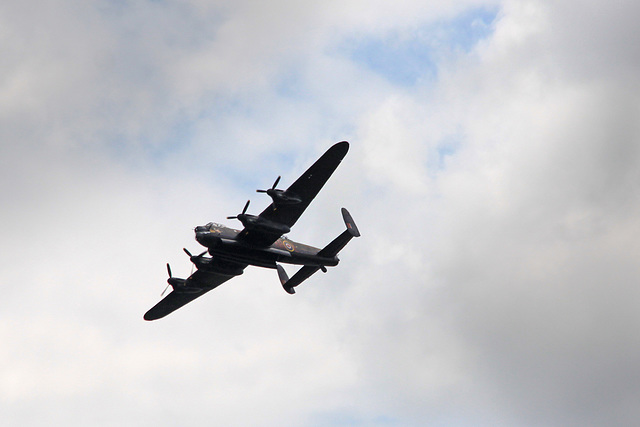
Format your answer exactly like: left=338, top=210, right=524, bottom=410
left=144, top=263, right=245, bottom=321
left=143, top=285, right=219, bottom=321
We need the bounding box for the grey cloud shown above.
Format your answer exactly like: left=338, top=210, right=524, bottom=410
left=2, top=1, right=640, bottom=426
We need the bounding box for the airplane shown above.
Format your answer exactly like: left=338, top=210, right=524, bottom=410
left=144, top=141, right=360, bottom=321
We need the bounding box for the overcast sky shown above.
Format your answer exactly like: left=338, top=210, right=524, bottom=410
left=2, top=0, right=640, bottom=426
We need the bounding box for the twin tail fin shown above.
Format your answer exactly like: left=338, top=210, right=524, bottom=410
left=278, top=208, right=360, bottom=294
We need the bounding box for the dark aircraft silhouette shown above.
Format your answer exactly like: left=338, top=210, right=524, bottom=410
left=144, top=141, right=360, bottom=320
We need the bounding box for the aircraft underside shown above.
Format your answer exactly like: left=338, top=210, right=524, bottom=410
left=206, top=241, right=340, bottom=270
left=144, top=141, right=359, bottom=320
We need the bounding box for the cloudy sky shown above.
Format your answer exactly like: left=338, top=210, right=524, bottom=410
left=2, top=0, right=640, bottom=425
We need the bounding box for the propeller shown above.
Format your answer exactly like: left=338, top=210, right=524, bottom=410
left=257, top=176, right=281, bottom=194
left=161, top=260, right=199, bottom=296
left=183, top=248, right=207, bottom=259
left=183, top=248, right=208, bottom=273
left=227, top=200, right=250, bottom=220
left=161, top=263, right=173, bottom=296
left=256, top=176, right=301, bottom=205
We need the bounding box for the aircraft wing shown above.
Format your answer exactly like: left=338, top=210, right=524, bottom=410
left=144, top=266, right=243, bottom=321
left=238, top=141, right=349, bottom=247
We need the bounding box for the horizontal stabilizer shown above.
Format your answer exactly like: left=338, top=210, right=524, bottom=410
left=277, top=208, right=360, bottom=294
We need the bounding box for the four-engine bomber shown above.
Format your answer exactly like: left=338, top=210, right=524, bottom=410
left=144, top=141, right=360, bottom=321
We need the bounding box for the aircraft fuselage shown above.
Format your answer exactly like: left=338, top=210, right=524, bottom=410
left=195, top=222, right=339, bottom=270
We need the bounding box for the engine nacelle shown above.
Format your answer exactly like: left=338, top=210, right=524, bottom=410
left=264, top=189, right=302, bottom=205
left=168, top=277, right=202, bottom=293
left=238, top=214, right=291, bottom=235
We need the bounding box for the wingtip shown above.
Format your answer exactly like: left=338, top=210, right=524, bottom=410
left=143, top=307, right=164, bottom=321
left=331, top=141, right=349, bottom=158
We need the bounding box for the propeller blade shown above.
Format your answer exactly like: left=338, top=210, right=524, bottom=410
left=184, top=248, right=207, bottom=259
left=228, top=200, right=250, bottom=220
left=161, top=283, right=171, bottom=297
left=257, top=176, right=282, bottom=193
left=163, top=263, right=173, bottom=296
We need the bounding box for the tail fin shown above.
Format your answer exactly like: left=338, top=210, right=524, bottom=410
left=277, top=264, right=319, bottom=294
left=278, top=208, right=360, bottom=294
left=317, top=208, right=360, bottom=258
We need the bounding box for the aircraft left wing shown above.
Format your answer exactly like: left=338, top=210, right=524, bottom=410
left=144, top=267, right=242, bottom=321
left=238, top=141, right=349, bottom=247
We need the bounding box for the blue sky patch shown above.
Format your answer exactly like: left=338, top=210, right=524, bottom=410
left=341, top=6, right=498, bottom=86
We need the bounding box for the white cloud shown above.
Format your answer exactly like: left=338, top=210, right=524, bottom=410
left=1, top=0, right=640, bottom=426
